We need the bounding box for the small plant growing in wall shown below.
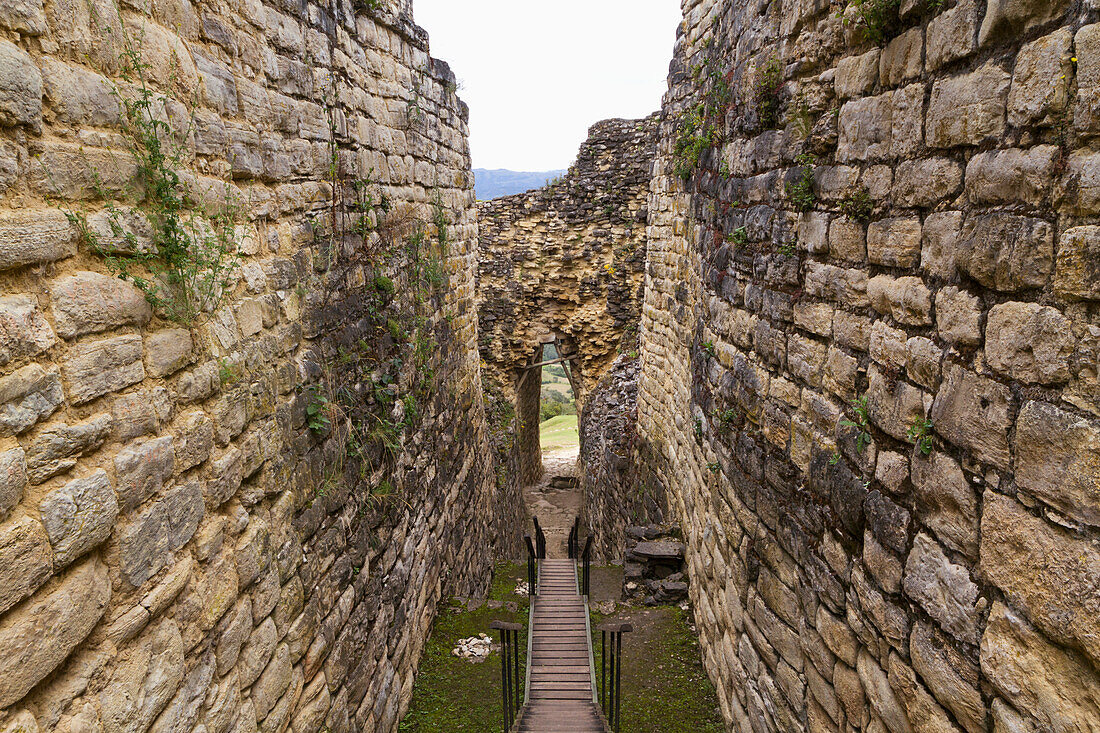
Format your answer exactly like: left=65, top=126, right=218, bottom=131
left=785, top=153, right=817, bottom=212
left=841, top=395, right=873, bottom=452
left=753, top=56, right=784, bottom=130
left=839, top=186, right=874, bottom=222
left=727, top=226, right=748, bottom=246
left=777, top=239, right=797, bottom=257
left=840, top=0, right=904, bottom=46
left=702, top=340, right=717, bottom=358
left=907, top=417, right=935, bottom=455
left=305, top=386, right=331, bottom=434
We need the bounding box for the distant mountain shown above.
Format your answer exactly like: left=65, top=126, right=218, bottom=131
left=473, top=168, right=568, bottom=201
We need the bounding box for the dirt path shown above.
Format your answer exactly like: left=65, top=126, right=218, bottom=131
left=523, top=446, right=581, bottom=558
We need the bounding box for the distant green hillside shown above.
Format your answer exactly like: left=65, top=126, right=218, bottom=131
left=474, top=168, right=567, bottom=200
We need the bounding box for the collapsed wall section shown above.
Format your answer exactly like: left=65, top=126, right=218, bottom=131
left=0, top=0, right=497, bottom=730
left=640, top=0, right=1100, bottom=730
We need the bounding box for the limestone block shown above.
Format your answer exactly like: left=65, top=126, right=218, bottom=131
left=1076, top=25, right=1100, bottom=135
left=194, top=52, right=238, bottom=116
left=930, top=363, right=1013, bottom=469
left=920, top=211, right=962, bottom=280
left=118, top=501, right=170, bottom=587
left=864, top=529, right=902, bottom=594
left=911, top=450, right=977, bottom=558
left=0, top=515, right=52, bottom=615
left=879, top=27, right=922, bottom=88
left=905, top=337, right=941, bottom=391
left=887, top=653, right=962, bottom=733
left=927, top=64, right=1010, bottom=148
left=904, top=533, right=980, bottom=644
left=836, top=49, right=880, bottom=98
left=824, top=346, right=858, bottom=400
left=989, top=699, right=1033, bottom=733
left=0, top=364, right=64, bottom=436
left=866, top=276, right=932, bottom=325
left=25, top=413, right=112, bottom=482
left=890, top=84, right=925, bottom=159
left=926, top=0, right=978, bottom=70
left=161, top=480, right=203, bottom=551
left=252, top=642, right=292, bottom=720
left=0, top=209, right=75, bottom=272
left=239, top=617, right=278, bottom=688
left=28, top=143, right=137, bottom=201
left=934, top=287, right=981, bottom=346
left=829, top=216, right=865, bottom=262
left=870, top=319, right=908, bottom=371
left=49, top=271, right=151, bottom=339
left=911, top=622, right=985, bottom=733
left=1055, top=226, right=1100, bottom=301
left=838, top=94, right=893, bottom=162
left=145, top=329, right=193, bottom=378
left=985, top=303, right=1073, bottom=384
left=114, top=435, right=175, bottom=511
left=979, top=0, right=1071, bottom=47
left=835, top=660, right=866, bottom=723
left=215, top=597, right=252, bottom=675
left=39, top=468, right=118, bottom=568
left=0, top=446, right=25, bottom=518
left=834, top=310, right=873, bottom=351
left=788, top=334, right=825, bottom=387
left=965, top=147, right=1057, bottom=206
left=63, top=335, right=145, bottom=404
left=980, top=602, right=1100, bottom=730
left=797, top=212, right=830, bottom=254
left=0, top=295, right=56, bottom=367
left=1009, top=30, right=1072, bottom=128
left=0, top=41, right=41, bottom=127
left=111, top=388, right=169, bottom=442
left=857, top=649, right=912, bottom=733
left=956, top=214, right=1053, bottom=292
left=1014, top=401, right=1100, bottom=527
left=40, top=57, right=119, bottom=126
left=207, top=445, right=243, bottom=507
left=892, top=159, right=962, bottom=209
left=175, top=411, right=214, bottom=472
left=0, top=0, right=45, bottom=33
left=99, top=620, right=184, bottom=733
left=203, top=670, right=240, bottom=733
left=875, top=450, right=909, bottom=494
left=0, top=557, right=110, bottom=708
left=867, top=218, right=922, bottom=268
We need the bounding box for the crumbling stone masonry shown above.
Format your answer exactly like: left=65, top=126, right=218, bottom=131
left=0, top=1, right=502, bottom=731
left=637, top=0, right=1100, bottom=730
left=477, top=116, right=657, bottom=487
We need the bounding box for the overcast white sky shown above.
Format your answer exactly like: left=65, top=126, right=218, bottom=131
left=414, top=1, right=682, bottom=171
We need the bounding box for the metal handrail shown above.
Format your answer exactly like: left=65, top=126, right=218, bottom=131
left=490, top=620, right=524, bottom=732
left=532, top=517, right=546, bottom=559
left=524, top=535, right=537, bottom=597
left=567, top=517, right=580, bottom=558
left=596, top=621, right=633, bottom=733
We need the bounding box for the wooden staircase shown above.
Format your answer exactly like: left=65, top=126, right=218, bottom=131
left=512, top=559, right=608, bottom=732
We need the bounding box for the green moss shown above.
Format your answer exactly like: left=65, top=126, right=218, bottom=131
left=400, top=563, right=531, bottom=732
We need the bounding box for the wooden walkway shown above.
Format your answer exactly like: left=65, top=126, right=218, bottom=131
left=513, top=559, right=607, bottom=732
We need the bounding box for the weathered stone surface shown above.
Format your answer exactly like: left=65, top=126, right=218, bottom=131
left=956, top=214, right=1053, bottom=292
left=927, top=64, right=1010, bottom=148
left=867, top=275, right=932, bottom=325
left=979, top=0, right=1071, bottom=47
left=63, top=335, right=145, bottom=404
left=1055, top=226, right=1100, bottom=301
left=0, top=0, right=45, bottom=33
left=145, top=329, right=193, bottom=378
left=930, top=363, right=1013, bottom=469
left=858, top=649, right=912, bottom=733
left=879, top=27, right=922, bottom=88
left=1076, top=24, right=1100, bottom=135
left=982, top=491, right=1100, bottom=665
left=965, top=147, right=1057, bottom=206
left=0, top=558, right=110, bottom=708
left=111, top=388, right=170, bottom=442
left=39, top=469, right=118, bottom=568
left=836, top=49, right=880, bottom=99
left=161, top=480, right=203, bottom=551
left=40, top=57, right=119, bottom=125
left=985, top=303, right=1073, bottom=385
left=0, top=209, right=74, bottom=272
left=239, top=617, right=278, bottom=688
left=934, top=287, right=981, bottom=346
left=911, top=451, right=977, bottom=558
left=0, top=364, right=64, bottom=436
left=911, top=622, right=985, bottom=733
left=149, top=651, right=214, bottom=733
left=0, top=41, right=42, bottom=127
left=207, top=446, right=243, bottom=507
left=0, top=446, right=27, bottom=518
left=887, top=653, right=963, bottom=733
left=1014, top=401, right=1100, bottom=527
left=892, top=160, right=962, bottom=209
left=25, top=413, right=112, bottom=482
left=1009, top=30, right=1072, bottom=128
left=920, top=211, right=962, bottom=280
left=114, top=435, right=175, bottom=512
left=49, top=272, right=151, bottom=339
left=866, top=365, right=928, bottom=443
left=980, top=601, right=1100, bottom=731
left=100, top=620, right=184, bottom=733
left=0, top=294, right=55, bottom=367
left=118, top=501, right=170, bottom=587
left=867, top=218, right=922, bottom=268
left=0, top=515, right=52, bottom=615
left=252, top=643, right=292, bottom=719
left=926, top=0, right=977, bottom=70
left=904, top=533, right=980, bottom=644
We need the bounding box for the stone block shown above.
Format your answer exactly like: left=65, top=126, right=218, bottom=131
left=892, top=158, right=962, bottom=209
left=834, top=310, right=873, bottom=351
left=904, top=533, right=980, bottom=644
left=0, top=209, right=75, bottom=272
left=911, top=622, right=984, bottom=733
left=99, top=619, right=184, bottom=733
left=145, top=329, right=193, bottom=378
left=834, top=660, right=866, bottom=723
left=887, top=653, right=962, bottom=733
left=1014, top=400, right=1100, bottom=527
left=0, top=446, right=25, bottom=519
left=911, top=450, right=977, bottom=558
left=870, top=319, right=907, bottom=371
left=866, top=365, right=928, bottom=444
left=0, top=364, right=64, bottom=436
left=207, top=445, right=243, bottom=507
left=965, top=147, right=1057, bottom=206
left=1055, top=226, right=1100, bottom=301
left=1076, top=25, right=1100, bottom=135
left=867, top=218, right=922, bottom=268
left=905, top=337, right=941, bottom=391
left=161, top=480, right=203, bottom=551
left=149, top=649, right=214, bottom=733
left=0, top=41, right=41, bottom=127
left=175, top=410, right=214, bottom=472
left=111, top=388, right=170, bottom=442
left=239, top=617, right=278, bottom=688
left=926, top=0, right=978, bottom=70
left=957, top=214, right=1053, bottom=291
left=931, top=363, right=1013, bottom=469
left=39, top=469, right=118, bottom=568
left=0, top=558, right=110, bottom=708
left=1064, top=150, right=1100, bottom=214
left=838, top=94, right=893, bottom=162
left=979, top=0, right=1071, bottom=47
left=0, top=515, right=52, bottom=616
left=879, top=27, right=922, bottom=88
left=0, top=0, right=45, bottom=33
left=40, top=57, right=119, bottom=126
left=980, top=601, right=1100, bottom=730
left=934, top=286, right=981, bottom=346
left=985, top=303, right=1073, bottom=384
left=0, top=294, right=56, bottom=367
left=920, top=211, right=962, bottom=280
left=63, top=335, right=145, bottom=405
left=836, top=49, right=880, bottom=99
left=49, top=271, right=151, bottom=339
left=829, top=216, right=865, bottom=262
left=866, top=275, right=931, bottom=325
left=118, top=501, right=170, bottom=587
left=114, top=435, right=175, bottom=511
left=25, top=413, right=111, bottom=483
left=927, top=64, right=1010, bottom=148
left=1009, top=30, right=1072, bottom=128
left=857, top=649, right=912, bottom=733
left=890, top=84, right=925, bottom=159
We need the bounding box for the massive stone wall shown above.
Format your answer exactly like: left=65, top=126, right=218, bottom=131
left=639, top=0, right=1100, bottom=730
left=0, top=1, right=500, bottom=731
left=477, top=116, right=656, bottom=487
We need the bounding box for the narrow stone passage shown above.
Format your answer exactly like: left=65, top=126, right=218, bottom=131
left=522, top=448, right=582, bottom=557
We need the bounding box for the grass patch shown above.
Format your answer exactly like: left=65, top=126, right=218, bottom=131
left=540, top=414, right=579, bottom=453
left=400, top=563, right=530, bottom=732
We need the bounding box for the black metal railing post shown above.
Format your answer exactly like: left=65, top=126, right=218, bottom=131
left=567, top=516, right=580, bottom=558
left=524, top=535, right=537, bottom=597
left=596, top=622, right=633, bottom=733
left=580, top=535, right=593, bottom=597
left=490, top=620, right=524, bottom=732
left=532, top=517, right=546, bottom=559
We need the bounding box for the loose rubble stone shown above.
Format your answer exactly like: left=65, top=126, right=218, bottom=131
left=904, top=533, right=981, bottom=644
left=39, top=469, right=118, bottom=568
left=0, top=364, right=64, bottom=436
left=985, top=302, right=1073, bottom=385
left=63, top=335, right=145, bottom=404
left=49, top=271, right=151, bottom=339
left=0, top=294, right=56, bottom=367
